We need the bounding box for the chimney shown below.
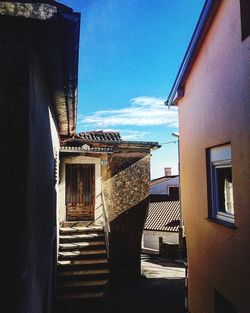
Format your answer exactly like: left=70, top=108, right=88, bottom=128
left=164, top=167, right=172, bottom=177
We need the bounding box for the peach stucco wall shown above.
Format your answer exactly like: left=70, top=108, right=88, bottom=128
left=178, top=1, right=250, bottom=312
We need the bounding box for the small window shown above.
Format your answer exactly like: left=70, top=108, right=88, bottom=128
left=168, top=186, right=179, bottom=197
left=207, top=144, right=235, bottom=224
left=240, top=0, right=250, bottom=40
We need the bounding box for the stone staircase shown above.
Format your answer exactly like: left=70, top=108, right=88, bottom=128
left=57, top=224, right=109, bottom=301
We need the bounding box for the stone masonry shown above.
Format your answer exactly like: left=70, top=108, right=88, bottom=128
left=0, top=2, right=57, bottom=20
left=103, top=155, right=150, bottom=222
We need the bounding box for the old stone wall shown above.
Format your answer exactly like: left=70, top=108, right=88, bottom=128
left=0, top=2, right=57, bottom=20
left=102, top=153, right=151, bottom=282
left=107, top=151, right=149, bottom=177
left=109, top=198, right=149, bottom=283
left=103, top=155, right=150, bottom=223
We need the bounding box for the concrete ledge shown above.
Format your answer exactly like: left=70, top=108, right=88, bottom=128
left=141, top=248, right=159, bottom=255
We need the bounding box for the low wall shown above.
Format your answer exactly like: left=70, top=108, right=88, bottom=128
left=103, top=155, right=150, bottom=282
left=103, top=155, right=150, bottom=222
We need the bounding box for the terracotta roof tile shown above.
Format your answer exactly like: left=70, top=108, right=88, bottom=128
left=144, top=201, right=180, bottom=232
left=76, top=131, right=121, bottom=142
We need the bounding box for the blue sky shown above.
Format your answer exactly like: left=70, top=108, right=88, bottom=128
left=60, top=0, right=205, bottom=179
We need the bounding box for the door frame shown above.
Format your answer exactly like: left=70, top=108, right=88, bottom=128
left=58, top=155, right=101, bottom=223
left=66, top=163, right=95, bottom=221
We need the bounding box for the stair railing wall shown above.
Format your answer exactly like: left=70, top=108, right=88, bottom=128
left=102, top=155, right=150, bottom=223
left=101, top=191, right=110, bottom=259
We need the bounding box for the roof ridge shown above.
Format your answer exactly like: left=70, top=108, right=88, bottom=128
left=76, top=130, right=122, bottom=141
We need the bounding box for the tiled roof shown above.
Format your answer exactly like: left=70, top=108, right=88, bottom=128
left=61, top=130, right=160, bottom=150
left=76, top=131, right=121, bottom=142
left=144, top=201, right=180, bottom=232
left=150, top=175, right=178, bottom=186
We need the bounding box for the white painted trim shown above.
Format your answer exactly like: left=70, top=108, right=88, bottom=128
left=210, top=144, right=231, bottom=162
left=216, top=211, right=235, bottom=224
left=58, top=155, right=102, bottom=223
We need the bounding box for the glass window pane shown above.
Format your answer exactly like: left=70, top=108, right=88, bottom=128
left=216, top=167, right=234, bottom=215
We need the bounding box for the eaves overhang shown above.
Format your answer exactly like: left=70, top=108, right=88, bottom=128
left=61, top=137, right=161, bottom=151
left=39, top=11, right=80, bottom=137
left=0, top=1, right=80, bottom=137
left=166, top=0, right=221, bottom=107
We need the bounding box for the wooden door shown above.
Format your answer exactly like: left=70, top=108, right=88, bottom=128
left=66, top=164, right=95, bottom=221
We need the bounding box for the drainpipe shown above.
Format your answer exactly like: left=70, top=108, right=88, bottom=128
left=172, top=132, right=184, bottom=257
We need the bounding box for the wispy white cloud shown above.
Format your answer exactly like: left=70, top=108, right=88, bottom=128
left=78, top=96, right=178, bottom=128
left=120, top=130, right=150, bottom=140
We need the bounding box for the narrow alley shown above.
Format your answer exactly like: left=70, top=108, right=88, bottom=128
left=56, top=253, right=186, bottom=313
left=2, top=1, right=248, bottom=313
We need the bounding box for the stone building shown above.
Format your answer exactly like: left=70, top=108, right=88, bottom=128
left=150, top=175, right=179, bottom=196
left=142, top=200, right=180, bottom=253
left=167, top=0, right=250, bottom=312
left=58, top=131, right=160, bottom=285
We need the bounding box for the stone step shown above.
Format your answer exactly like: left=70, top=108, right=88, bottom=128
left=60, top=221, right=101, bottom=228
left=59, top=241, right=105, bottom=251
left=58, top=259, right=108, bottom=267
left=57, top=225, right=109, bottom=303
left=58, top=279, right=108, bottom=289
left=58, top=268, right=109, bottom=281
left=58, top=249, right=107, bottom=261
left=60, top=226, right=103, bottom=235
left=57, top=278, right=108, bottom=295
left=58, top=268, right=109, bottom=277
left=58, top=258, right=108, bottom=271
left=57, top=291, right=105, bottom=300
left=59, top=233, right=104, bottom=244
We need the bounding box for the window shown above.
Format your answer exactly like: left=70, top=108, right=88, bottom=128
left=168, top=186, right=179, bottom=197
left=207, top=144, right=235, bottom=224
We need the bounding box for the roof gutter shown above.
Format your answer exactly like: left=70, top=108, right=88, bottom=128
left=165, top=0, right=221, bottom=107
left=59, top=12, right=80, bottom=136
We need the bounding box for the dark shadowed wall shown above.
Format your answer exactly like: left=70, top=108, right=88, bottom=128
left=0, top=17, right=58, bottom=313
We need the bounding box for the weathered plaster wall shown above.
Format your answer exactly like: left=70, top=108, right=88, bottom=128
left=178, top=1, right=250, bottom=312
left=150, top=176, right=179, bottom=195
left=142, top=230, right=179, bottom=251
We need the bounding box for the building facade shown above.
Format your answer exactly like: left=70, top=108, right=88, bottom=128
left=142, top=200, right=180, bottom=252
left=150, top=175, right=179, bottom=196
left=58, top=131, right=160, bottom=282
left=167, top=1, right=250, bottom=312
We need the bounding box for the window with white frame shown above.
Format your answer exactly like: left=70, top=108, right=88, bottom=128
left=208, top=144, right=235, bottom=224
